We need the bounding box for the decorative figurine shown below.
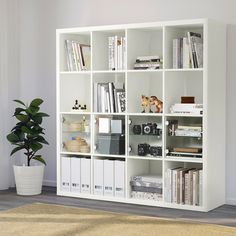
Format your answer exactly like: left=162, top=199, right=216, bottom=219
left=150, top=96, right=163, bottom=113
left=141, top=95, right=152, bottom=113
left=72, top=100, right=87, bottom=111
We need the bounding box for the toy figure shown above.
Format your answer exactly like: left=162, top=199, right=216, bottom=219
left=141, top=95, right=152, bottom=113
left=150, top=96, right=163, bottom=113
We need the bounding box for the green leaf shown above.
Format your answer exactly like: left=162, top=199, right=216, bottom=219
left=29, top=142, right=43, bottom=152
left=36, top=136, right=49, bottom=145
left=13, top=99, right=25, bottom=107
left=10, top=146, right=25, bottom=156
left=7, top=133, right=20, bottom=143
left=36, top=112, right=49, bottom=117
left=32, top=155, right=46, bottom=165
left=30, top=98, right=43, bottom=108
left=21, top=126, right=32, bottom=134
left=16, top=114, right=28, bottom=122
left=32, top=115, right=42, bottom=124
left=14, top=108, right=25, bottom=116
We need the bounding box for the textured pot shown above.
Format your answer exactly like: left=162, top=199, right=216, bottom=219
left=13, top=165, right=44, bottom=195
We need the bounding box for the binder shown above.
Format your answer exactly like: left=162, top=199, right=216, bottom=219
left=114, top=160, right=125, bottom=197
left=81, top=158, right=91, bottom=194
left=104, top=159, right=114, bottom=196
left=71, top=157, right=81, bottom=193
left=61, top=156, right=71, bottom=192
left=93, top=159, right=104, bottom=195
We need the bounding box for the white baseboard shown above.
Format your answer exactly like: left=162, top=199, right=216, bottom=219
left=43, top=179, right=56, bottom=187
left=226, top=198, right=236, bottom=205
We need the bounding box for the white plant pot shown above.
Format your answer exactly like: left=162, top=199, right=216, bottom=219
left=13, top=165, right=44, bottom=195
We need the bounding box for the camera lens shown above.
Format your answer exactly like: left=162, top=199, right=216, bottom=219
left=144, top=126, right=151, bottom=134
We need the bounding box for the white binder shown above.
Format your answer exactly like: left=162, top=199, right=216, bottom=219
left=93, top=159, right=104, bottom=195
left=81, top=158, right=91, bottom=194
left=114, top=160, right=125, bottom=197
left=61, top=156, right=71, bottom=192
left=71, top=157, right=81, bottom=193
left=104, top=159, right=114, bottom=196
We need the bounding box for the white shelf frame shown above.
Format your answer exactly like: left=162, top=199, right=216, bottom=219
left=56, top=19, right=226, bottom=212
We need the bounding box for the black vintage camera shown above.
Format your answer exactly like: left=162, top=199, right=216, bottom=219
left=149, top=146, right=162, bottom=156
left=133, top=125, right=142, bottom=135
left=142, top=123, right=161, bottom=136
left=138, top=143, right=150, bottom=156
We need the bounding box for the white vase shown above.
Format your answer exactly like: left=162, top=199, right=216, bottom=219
left=13, top=165, right=44, bottom=195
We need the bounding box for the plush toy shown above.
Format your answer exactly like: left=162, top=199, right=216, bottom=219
left=141, top=95, right=152, bottom=113
left=150, top=96, right=163, bottom=113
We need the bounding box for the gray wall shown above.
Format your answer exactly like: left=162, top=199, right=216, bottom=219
left=13, top=0, right=236, bottom=204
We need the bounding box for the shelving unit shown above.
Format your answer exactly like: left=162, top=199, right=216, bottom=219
left=56, top=19, right=226, bottom=212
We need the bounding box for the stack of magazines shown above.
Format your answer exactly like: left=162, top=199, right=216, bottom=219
left=134, top=56, right=162, bottom=70
left=130, top=175, right=162, bottom=201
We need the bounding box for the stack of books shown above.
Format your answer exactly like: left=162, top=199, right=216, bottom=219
left=168, top=122, right=202, bottom=138
left=130, top=175, right=162, bottom=201
left=134, top=56, right=162, bottom=70
left=108, top=36, right=126, bottom=70
left=165, top=168, right=203, bottom=206
left=170, top=103, right=203, bottom=115
left=64, top=40, right=91, bottom=71
left=93, top=82, right=125, bottom=113
left=173, top=32, right=203, bottom=69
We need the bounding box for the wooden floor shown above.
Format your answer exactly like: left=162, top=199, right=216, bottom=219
left=0, top=186, right=236, bottom=227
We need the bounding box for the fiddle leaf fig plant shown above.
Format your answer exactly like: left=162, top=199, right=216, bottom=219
left=7, top=98, right=49, bottom=166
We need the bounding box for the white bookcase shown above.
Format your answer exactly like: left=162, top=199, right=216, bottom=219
left=56, top=19, right=226, bottom=212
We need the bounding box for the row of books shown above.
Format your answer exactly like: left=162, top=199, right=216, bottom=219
left=165, top=168, right=203, bottom=206
left=130, top=175, right=162, bottom=201
left=173, top=32, right=203, bottom=69
left=93, top=82, right=126, bottom=113
left=65, top=40, right=91, bottom=71
left=108, top=36, right=126, bottom=70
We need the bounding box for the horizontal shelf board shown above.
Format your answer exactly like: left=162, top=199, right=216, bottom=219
left=60, top=151, right=91, bottom=156
left=93, top=112, right=126, bottom=116
left=128, top=155, right=163, bottom=161
left=165, top=156, right=203, bottom=163
left=127, top=69, right=163, bottom=73
left=60, top=71, right=91, bottom=75
left=128, top=113, right=163, bottom=117
left=165, top=113, right=203, bottom=117
left=57, top=190, right=205, bottom=211
left=93, top=153, right=126, bottom=158
left=60, top=111, right=91, bottom=115
left=165, top=68, right=204, bottom=72
left=92, top=70, right=125, bottom=74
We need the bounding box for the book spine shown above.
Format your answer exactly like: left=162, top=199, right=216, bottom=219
left=199, top=170, right=203, bottom=206
left=183, top=37, right=190, bottom=68
left=93, top=82, right=98, bottom=112
left=64, top=40, right=71, bottom=71
left=173, top=39, right=178, bottom=69
left=108, top=37, right=112, bottom=70
left=172, top=170, right=177, bottom=204
left=184, top=172, right=189, bottom=205
left=187, top=32, right=194, bottom=68
left=108, top=83, right=115, bottom=113
left=71, top=41, right=79, bottom=71
left=189, top=170, right=194, bottom=205
left=165, top=169, right=172, bottom=203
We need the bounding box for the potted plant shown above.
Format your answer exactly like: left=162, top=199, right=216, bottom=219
left=7, top=98, right=49, bottom=195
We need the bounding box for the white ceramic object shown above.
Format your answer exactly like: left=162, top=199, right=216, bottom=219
left=13, top=165, right=44, bottom=195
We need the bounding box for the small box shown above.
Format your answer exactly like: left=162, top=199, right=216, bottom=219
left=97, top=134, right=125, bottom=155
left=99, top=118, right=110, bottom=133
left=181, top=96, right=195, bottom=104
left=111, top=120, right=122, bottom=134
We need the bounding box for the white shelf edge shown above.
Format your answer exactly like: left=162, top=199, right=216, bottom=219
left=165, top=113, right=203, bottom=117
left=60, top=151, right=91, bottom=156
left=127, top=69, right=164, bottom=73
left=92, top=70, right=125, bottom=74
left=127, top=156, right=163, bottom=161
left=93, top=153, right=126, bottom=158
left=57, top=190, right=205, bottom=211
left=164, top=156, right=203, bottom=163
left=128, top=113, right=163, bottom=117
left=60, top=71, right=91, bottom=75
left=165, top=68, right=204, bottom=72
left=60, top=111, right=91, bottom=115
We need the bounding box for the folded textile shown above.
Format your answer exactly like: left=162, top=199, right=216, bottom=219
left=131, top=191, right=162, bottom=201
left=130, top=180, right=162, bottom=188
left=131, top=186, right=162, bottom=194
left=131, top=175, right=162, bottom=183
